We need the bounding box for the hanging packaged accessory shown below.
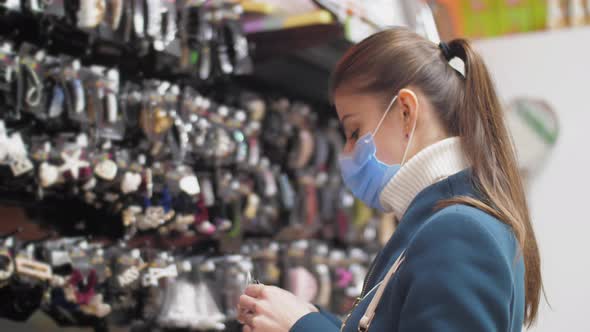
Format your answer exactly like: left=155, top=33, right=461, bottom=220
left=133, top=0, right=146, bottom=38
left=105, top=0, right=124, bottom=30
left=58, top=147, right=90, bottom=180
left=0, top=248, right=14, bottom=287
left=0, top=124, right=33, bottom=177
left=77, top=0, right=107, bottom=29
left=0, top=45, right=19, bottom=120
left=17, top=52, right=44, bottom=118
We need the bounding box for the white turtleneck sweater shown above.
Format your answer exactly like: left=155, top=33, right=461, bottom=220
left=379, top=137, right=470, bottom=220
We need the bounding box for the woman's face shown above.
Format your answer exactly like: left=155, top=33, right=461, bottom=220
left=333, top=89, right=409, bottom=165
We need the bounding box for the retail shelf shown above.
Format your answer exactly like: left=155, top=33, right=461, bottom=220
left=245, top=23, right=353, bottom=106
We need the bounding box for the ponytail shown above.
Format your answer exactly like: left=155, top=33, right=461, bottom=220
left=440, top=39, right=542, bottom=327
left=330, top=28, right=542, bottom=327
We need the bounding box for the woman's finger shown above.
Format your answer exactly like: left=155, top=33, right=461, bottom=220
left=243, top=324, right=252, bottom=332
left=240, top=310, right=256, bottom=327
left=239, top=294, right=259, bottom=313
left=236, top=306, right=246, bottom=324
left=244, top=283, right=266, bottom=298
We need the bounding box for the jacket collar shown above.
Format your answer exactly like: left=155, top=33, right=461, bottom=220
left=370, top=169, right=479, bottom=282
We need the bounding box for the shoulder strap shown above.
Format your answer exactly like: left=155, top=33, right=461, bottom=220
left=356, top=207, right=457, bottom=331
left=358, top=249, right=406, bottom=332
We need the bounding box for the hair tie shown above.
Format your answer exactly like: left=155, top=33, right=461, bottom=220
left=438, top=41, right=453, bottom=61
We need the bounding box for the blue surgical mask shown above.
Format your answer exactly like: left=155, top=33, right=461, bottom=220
left=338, top=94, right=417, bottom=211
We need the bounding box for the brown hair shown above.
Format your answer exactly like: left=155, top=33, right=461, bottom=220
left=331, top=27, right=542, bottom=326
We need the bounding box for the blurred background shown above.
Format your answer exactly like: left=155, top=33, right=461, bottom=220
left=0, top=0, right=587, bottom=331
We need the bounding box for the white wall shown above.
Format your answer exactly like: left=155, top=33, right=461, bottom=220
left=475, top=27, right=590, bottom=332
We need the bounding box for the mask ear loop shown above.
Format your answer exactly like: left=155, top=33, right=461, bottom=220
left=372, top=95, right=398, bottom=137
left=400, top=102, right=419, bottom=165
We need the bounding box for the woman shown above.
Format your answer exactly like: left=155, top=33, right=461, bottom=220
left=237, top=27, right=542, bottom=332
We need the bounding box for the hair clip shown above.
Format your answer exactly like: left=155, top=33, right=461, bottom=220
left=0, top=129, right=34, bottom=177
left=179, top=174, right=200, bottom=196
left=194, top=197, right=215, bottom=235
left=39, top=162, right=60, bottom=188
left=141, top=263, right=178, bottom=287
left=58, top=148, right=90, bottom=180
left=94, top=158, right=118, bottom=181
left=71, top=78, right=86, bottom=114
left=9, top=156, right=34, bottom=177
left=145, top=0, right=163, bottom=39
left=438, top=41, right=453, bottom=62
left=160, top=187, right=173, bottom=213
left=121, top=171, right=142, bottom=194
left=0, top=249, right=14, bottom=286
left=79, top=293, right=111, bottom=318
left=15, top=257, right=53, bottom=281
left=243, top=193, right=260, bottom=220
left=198, top=28, right=213, bottom=80
left=144, top=168, right=153, bottom=198
left=261, top=163, right=278, bottom=198
left=116, top=263, right=147, bottom=287
left=20, top=60, right=43, bottom=108
left=82, top=177, right=97, bottom=192
left=216, top=26, right=234, bottom=75
left=48, top=84, right=65, bottom=118
left=121, top=205, right=141, bottom=228
left=247, top=136, right=261, bottom=167
left=132, top=0, right=146, bottom=38
left=137, top=207, right=169, bottom=230
left=161, top=2, right=178, bottom=48
left=215, top=218, right=232, bottom=232
left=278, top=174, right=295, bottom=210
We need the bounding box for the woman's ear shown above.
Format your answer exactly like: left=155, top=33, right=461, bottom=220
left=398, top=89, right=419, bottom=138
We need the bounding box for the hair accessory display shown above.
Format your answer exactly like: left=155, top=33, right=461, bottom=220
left=0, top=1, right=387, bottom=331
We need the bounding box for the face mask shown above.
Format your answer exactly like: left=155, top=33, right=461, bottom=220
left=338, top=93, right=417, bottom=211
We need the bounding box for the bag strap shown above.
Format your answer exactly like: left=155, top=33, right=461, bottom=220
left=358, top=249, right=406, bottom=332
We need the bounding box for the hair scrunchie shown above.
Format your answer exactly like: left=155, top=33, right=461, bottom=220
left=438, top=41, right=453, bottom=61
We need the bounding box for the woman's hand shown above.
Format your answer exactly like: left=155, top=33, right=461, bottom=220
left=237, top=284, right=318, bottom=332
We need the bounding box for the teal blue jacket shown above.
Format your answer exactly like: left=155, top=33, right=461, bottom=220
left=292, top=170, right=525, bottom=332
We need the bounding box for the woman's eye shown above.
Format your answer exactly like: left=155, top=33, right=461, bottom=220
left=349, top=129, right=359, bottom=140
